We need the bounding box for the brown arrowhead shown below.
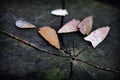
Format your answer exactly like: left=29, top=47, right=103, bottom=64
left=38, top=26, right=60, bottom=49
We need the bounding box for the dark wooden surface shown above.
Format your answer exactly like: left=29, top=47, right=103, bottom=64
left=0, top=0, right=120, bottom=80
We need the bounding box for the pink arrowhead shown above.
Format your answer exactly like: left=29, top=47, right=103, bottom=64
left=78, top=16, right=93, bottom=35
left=84, top=26, right=110, bottom=48
left=58, top=19, right=80, bottom=33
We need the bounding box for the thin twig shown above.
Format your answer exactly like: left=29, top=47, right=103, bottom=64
left=61, top=0, right=65, bottom=27
left=62, top=0, right=65, bottom=9
left=58, top=0, right=66, bottom=48
left=76, top=58, right=120, bottom=74
left=61, top=17, right=64, bottom=27
left=0, top=30, right=68, bottom=58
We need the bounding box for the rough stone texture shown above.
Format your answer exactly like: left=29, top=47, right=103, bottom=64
left=0, top=0, right=120, bottom=80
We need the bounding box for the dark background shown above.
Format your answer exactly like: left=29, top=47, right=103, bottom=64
left=0, top=0, right=120, bottom=80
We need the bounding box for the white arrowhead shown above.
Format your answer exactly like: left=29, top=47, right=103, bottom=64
left=15, top=19, right=36, bottom=28
left=51, top=9, right=68, bottom=16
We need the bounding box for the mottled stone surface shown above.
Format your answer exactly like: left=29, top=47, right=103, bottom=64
left=0, top=0, right=120, bottom=80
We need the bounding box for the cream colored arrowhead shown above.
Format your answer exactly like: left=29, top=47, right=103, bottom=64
left=84, top=26, right=110, bottom=48
left=15, top=19, right=36, bottom=28
left=38, top=26, right=60, bottom=49
left=78, top=16, right=93, bottom=35
left=58, top=19, right=80, bottom=33
left=51, top=9, right=68, bottom=16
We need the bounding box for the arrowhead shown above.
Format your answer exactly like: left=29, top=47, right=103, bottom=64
left=84, top=26, right=110, bottom=48
left=15, top=19, right=36, bottom=28
left=51, top=9, right=68, bottom=16
left=58, top=19, right=80, bottom=33
left=78, top=16, right=93, bottom=35
left=38, top=26, right=60, bottom=49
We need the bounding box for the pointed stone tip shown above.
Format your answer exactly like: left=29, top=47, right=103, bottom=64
left=92, top=43, right=97, bottom=48
left=85, top=15, right=93, bottom=20
left=99, top=26, right=110, bottom=34
left=57, top=29, right=65, bottom=33
left=105, top=26, right=110, bottom=30
left=57, top=19, right=80, bottom=33
left=57, top=30, right=61, bottom=33
left=32, top=25, right=36, bottom=28
left=56, top=46, right=61, bottom=50
left=89, top=16, right=93, bottom=18
left=15, top=19, right=36, bottom=28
